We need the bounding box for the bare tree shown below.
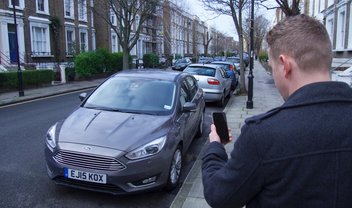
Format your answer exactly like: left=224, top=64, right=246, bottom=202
left=259, top=0, right=301, bottom=17
left=200, top=0, right=249, bottom=94
left=93, top=0, right=160, bottom=70
left=203, top=31, right=213, bottom=56
left=243, top=14, right=270, bottom=56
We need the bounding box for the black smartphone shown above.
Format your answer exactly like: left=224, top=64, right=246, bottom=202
left=212, top=112, right=229, bottom=143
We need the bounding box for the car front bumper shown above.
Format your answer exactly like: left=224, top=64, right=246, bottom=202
left=45, top=144, right=172, bottom=195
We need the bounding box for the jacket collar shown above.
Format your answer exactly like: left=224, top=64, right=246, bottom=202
left=282, top=81, right=352, bottom=108
left=245, top=81, right=352, bottom=124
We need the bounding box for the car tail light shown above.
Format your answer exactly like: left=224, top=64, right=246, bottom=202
left=207, top=78, right=220, bottom=85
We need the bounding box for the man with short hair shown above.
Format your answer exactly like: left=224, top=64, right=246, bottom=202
left=202, top=14, right=352, bottom=208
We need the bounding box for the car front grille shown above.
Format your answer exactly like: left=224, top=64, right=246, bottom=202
left=53, top=150, right=126, bottom=171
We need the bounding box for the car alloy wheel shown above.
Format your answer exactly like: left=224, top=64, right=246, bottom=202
left=165, top=146, right=182, bottom=190
left=217, top=93, right=225, bottom=107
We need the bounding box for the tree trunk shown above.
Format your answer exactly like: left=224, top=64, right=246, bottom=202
left=123, top=49, right=129, bottom=70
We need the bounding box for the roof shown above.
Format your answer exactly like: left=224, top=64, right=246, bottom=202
left=112, top=69, right=185, bottom=82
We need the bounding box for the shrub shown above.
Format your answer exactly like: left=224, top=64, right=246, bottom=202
left=111, top=52, right=124, bottom=71
left=0, top=70, right=53, bottom=90
left=143, top=53, right=159, bottom=68
left=259, top=51, right=268, bottom=62
left=75, top=52, right=104, bottom=78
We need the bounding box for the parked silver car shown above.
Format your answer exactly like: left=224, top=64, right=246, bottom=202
left=184, top=64, right=232, bottom=107
left=45, top=70, right=205, bottom=194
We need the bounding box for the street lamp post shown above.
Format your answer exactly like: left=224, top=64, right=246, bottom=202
left=12, top=0, right=24, bottom=97
left=246, top=0, right=254, bottom=109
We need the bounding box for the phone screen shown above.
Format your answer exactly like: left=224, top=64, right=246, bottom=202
left=212, top=112, right=229, bottom=143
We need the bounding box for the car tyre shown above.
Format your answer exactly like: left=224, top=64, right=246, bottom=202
left=217, top=93, right=225, bottom=107
left=196, top=111, right=204, bottom=137
left=165, top=146, right=182, bottom=190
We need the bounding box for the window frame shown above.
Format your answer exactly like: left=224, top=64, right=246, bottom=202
left=78, top=0, right=87, bottom=22
left=29, top=17, right=51, bottom=57
left=36, top=0, right=49, bottom=15
left=65, top=26, right=76, bottom=56
left=8, top=0, right=24, bottom=10
left=79, top=29, right=88, bottom=52
left=64, top=0, right=74, bottom=19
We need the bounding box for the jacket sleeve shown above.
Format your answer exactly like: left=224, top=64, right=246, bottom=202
left=202, top=124, right=263, bottom=208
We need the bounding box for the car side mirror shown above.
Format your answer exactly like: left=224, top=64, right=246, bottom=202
left=79, top=93, right=87, bottom=101
left=182, top=102, right=197, bottom=112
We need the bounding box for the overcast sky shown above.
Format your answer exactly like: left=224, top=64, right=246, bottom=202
left=184, top=0, right=276, bottom=41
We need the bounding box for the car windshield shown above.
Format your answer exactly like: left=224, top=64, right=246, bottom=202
left=175, top=59, right=187, bottom=64
left=212, top=63, right=229, bottom=71
left=226, top=57, right=240, bottom=63
left=185, top=67, right=215, bottom=77
left=83, top=77, right=176, bottom=115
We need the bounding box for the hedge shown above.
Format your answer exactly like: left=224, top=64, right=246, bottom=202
left=0, top=70, right=53, bottom=90
left=74, top=50, right=127, bottom=79
left=143, top=53, right=159, bottom=68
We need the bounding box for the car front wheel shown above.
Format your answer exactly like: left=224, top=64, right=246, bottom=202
left=165, top=146, right=182, bottom=190
left=196, top=111, right=204, bottom=137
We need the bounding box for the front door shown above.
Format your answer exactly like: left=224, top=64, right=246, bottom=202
left=8, top=32, right=17, bottom=64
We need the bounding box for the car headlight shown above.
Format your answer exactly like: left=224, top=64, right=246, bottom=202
left=46, top=123, right=57, bottom=150
left=125, top=136, right=166, bottom=160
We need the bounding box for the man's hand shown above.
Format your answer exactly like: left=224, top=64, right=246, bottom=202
left=209, top=124, right=233, bottom=144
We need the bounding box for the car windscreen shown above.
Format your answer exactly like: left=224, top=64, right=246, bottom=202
left=184, top=67, right=215, bottom=77
left=226, top=58, right=240, bottom=63
left=175, top=59, right=187, bottom=64
left=83, top=77, right=176, bottom=115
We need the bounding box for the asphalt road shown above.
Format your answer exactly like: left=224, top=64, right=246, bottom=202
left=0, top=90, right=228, bottom=208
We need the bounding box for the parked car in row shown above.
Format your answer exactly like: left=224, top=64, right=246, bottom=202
left=226, top=56, right=241, bottom=74
left=45, top=70, right=205, bottom=194
left=211, top=61, right=239, bottom=90
left=184, top=64, right=232, bottom=107
left=198, top=57, right=213, bottom=64
left=331, top=66, right=352, bottom=87
left=172, top=58, right=192, bottom=71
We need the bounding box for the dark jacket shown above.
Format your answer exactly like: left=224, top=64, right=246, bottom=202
left=202, top=82, right=352, bottom=208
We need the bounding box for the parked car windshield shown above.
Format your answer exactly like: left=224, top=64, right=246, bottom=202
left=175, top=59, right=188, bottom=64
left=185, top=67, right=215, bottom=77
left=83, top=77, right=176, bottom=115
left=226, top=57, right=240, bottom=63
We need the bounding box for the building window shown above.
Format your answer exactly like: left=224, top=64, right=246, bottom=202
left=326, top=16, right=334, bottom=45
left=111, top=33, right=118, bottom=52
left=31, top=26, right=50, bottom=56
left=336, top=8, right=346, bottom=50
left=79, top=30, right=88, bottom=52
left=9, top=0, right=24, bottom=9
left=65, top=28, right=75, bottom=56
left=64, top=0, right=74, bottom=19
left=36, top=0, right=49, bottom=14
left=78, top=0, right=87, bottom=21
left=110, top=8, right=117, bottom=26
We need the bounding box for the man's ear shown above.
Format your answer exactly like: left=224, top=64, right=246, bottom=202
left=279, top=55, right=292, bottom=78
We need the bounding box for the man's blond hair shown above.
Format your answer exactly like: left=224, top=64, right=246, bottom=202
left=266, top=14, right=332, bottom=72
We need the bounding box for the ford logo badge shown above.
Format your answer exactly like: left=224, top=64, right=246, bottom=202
left=83, top=146, right=92, bottom=151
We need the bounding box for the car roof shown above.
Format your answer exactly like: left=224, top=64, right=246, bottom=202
left=112, top=69, right=187, bottom=82
left=187, top=63, right=221, bottom=69
left=211, top=61, right=233, bottom=65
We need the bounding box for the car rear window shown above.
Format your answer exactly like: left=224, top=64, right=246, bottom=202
left=185, top=67, right=215, bottom=77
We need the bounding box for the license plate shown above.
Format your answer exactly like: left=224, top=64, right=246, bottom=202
left=64, top=168, right=107, bottom=184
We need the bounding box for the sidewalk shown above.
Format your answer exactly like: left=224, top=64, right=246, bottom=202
left=0, top=78, right=106, bottom=107
left=170, top=61, right=284, bottom=208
